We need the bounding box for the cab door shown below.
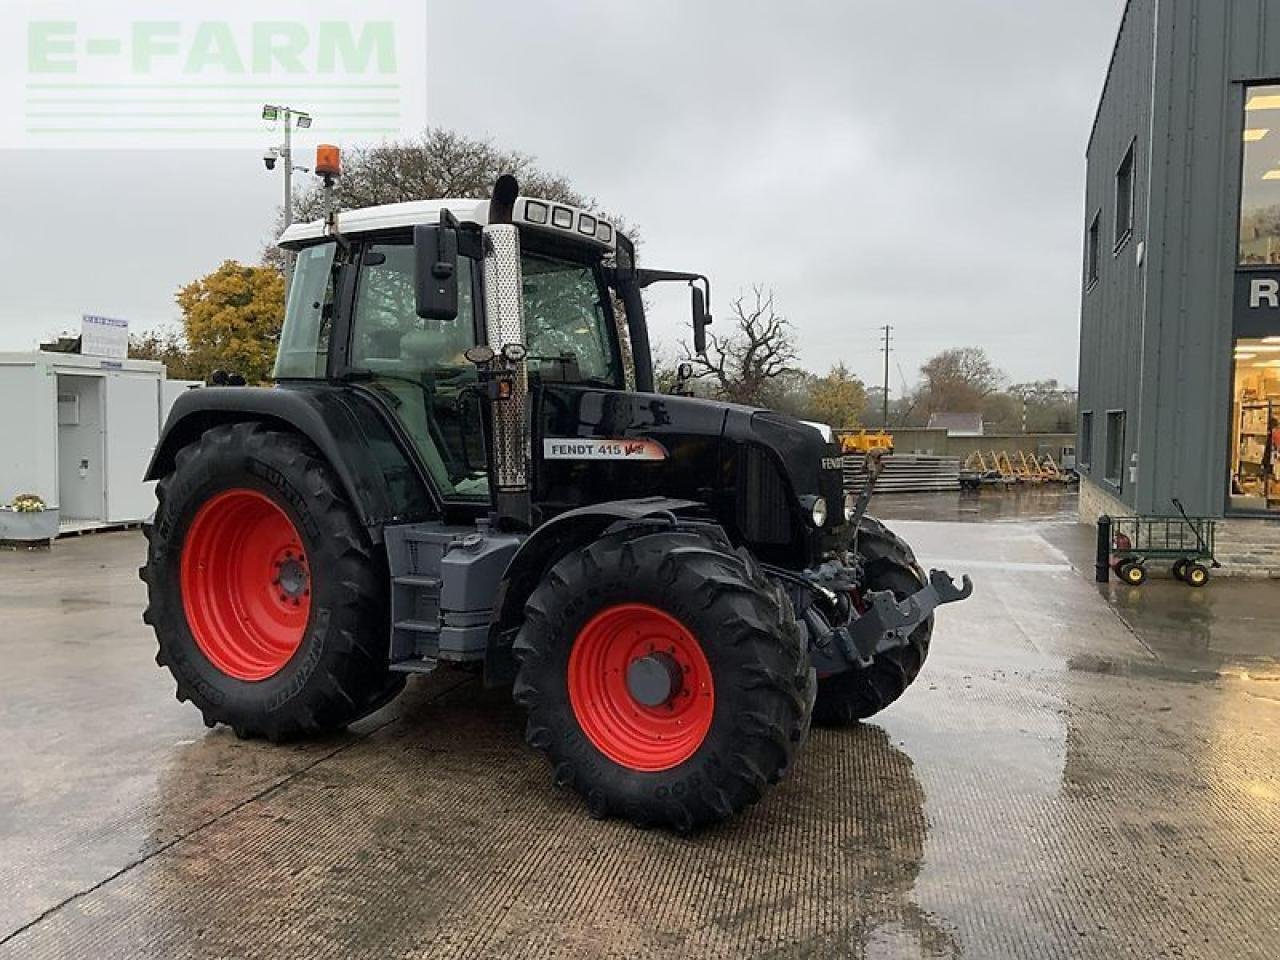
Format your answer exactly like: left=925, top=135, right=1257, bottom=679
left=347, top=240, right=490, bottom=504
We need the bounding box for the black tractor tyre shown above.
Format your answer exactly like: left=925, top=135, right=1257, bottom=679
left=812, top=515, right=933, bottom=727
left=140, top=422, right=404, bottom=741
left=512, top=525, right=814, bottom=832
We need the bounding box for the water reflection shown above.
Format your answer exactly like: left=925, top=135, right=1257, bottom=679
left=124, top=687, right=960, bottom=958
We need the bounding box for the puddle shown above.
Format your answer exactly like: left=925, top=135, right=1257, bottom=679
left=1068, top=653, right=1222, bottom=685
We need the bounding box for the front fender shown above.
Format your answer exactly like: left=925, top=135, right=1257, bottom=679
left=483, top=497, right=705, bottom=686
left=147, top=384, right=434, bottom=538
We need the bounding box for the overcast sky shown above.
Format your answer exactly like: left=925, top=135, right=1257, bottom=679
left=0, top=0, right=1123, bottom=390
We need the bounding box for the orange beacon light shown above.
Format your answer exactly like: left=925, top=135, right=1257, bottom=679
left=315, top=144, right=341, bottom=179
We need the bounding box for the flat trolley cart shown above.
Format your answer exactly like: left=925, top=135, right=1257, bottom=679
left=1110, top=499, right=1219, bottom=587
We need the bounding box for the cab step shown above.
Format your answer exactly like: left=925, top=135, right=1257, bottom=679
left=392, top=574, right=442, bottom=589
left=389, top=657, right=439, bottom=675
left=396, top=619, right=440, bottom=634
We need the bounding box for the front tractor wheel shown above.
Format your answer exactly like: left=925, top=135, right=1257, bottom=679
left=513, top=526, right=814, bottom=831
left=141, top=423, right=403, bottom=740
left=812, top=516, right=934, bottom=726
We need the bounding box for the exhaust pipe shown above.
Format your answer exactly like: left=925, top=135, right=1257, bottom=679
left=482, top=175, right=532, bottom=527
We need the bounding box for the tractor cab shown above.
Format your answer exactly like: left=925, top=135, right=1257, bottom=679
left=275, top=191, right=628, bottom=513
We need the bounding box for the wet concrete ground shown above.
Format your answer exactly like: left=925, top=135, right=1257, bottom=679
left=3, top=502, right=1280, bottom=959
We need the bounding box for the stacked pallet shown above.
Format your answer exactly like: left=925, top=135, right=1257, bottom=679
left=842, top=453, right=962, bottom=494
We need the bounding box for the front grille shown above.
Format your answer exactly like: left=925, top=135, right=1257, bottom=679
left=736, top=445, right=792, bottom=544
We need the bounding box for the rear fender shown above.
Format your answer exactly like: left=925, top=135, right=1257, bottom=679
left=147, top=385, right=434, bottom=539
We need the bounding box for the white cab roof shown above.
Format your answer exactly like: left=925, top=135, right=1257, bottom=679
left=278, top=196, right=616, bottom=252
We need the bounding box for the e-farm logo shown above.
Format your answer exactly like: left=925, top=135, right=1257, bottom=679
left=0, top=1, right=426, bottom=148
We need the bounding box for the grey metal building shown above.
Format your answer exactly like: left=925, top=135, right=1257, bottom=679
left=1078, top=0, right=1280, bottom=569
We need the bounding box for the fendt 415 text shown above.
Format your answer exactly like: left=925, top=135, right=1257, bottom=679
left=141, top=167, right=971, bottom=831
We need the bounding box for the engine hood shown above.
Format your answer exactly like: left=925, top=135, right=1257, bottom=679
left=534, top=385, right=846, bottom=567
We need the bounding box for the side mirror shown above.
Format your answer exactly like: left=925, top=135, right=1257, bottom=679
left=691, top=286, right=711, bottom=355
left=414, top=223, right=458, bottom=321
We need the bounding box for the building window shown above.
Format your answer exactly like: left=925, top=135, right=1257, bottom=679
left=1080, top=411, right=1093, bottom=469
left=1114, top=141, right=1135, bottom=249
left=1104, top=411, right=1125, bottom=488
left=1240, top=84, right=1280, bottom=264
left=1086, top=211, right=1101, bottom=288
left=1229, top=337, right=1280, bottom=512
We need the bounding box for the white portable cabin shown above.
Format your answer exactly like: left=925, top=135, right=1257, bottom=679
left=0, top=351, right=200, bottom=532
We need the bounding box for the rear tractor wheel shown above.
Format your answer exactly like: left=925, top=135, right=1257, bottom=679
left=140, top=423, right=403, bottom=740
left=513, top=526, right=814, bottom=831
left=812, top=516, right=933, bottom=726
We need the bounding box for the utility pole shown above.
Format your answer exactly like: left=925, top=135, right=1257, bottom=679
left=283, top=108, right=294, bottom=229
left=880, top=325, right=893, bottom=429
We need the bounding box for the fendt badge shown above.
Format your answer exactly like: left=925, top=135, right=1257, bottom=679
left=542, top=438, right=669, bottom=461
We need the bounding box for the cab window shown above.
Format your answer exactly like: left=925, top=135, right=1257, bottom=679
left=521, top=253, right=620, bottom=386
left=275, top=242, right=337, bottom=379
left=352, top=243, right=475, bottom=372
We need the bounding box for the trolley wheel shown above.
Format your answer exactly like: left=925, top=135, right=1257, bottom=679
left=1184, top=563, right=1210, bottom=588
left=1171, top=558, right=1189, bottom=581
left=1119, top=562, right=1147, bottom=586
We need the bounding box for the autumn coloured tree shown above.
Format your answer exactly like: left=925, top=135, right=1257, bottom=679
left=175, top=261, right=286, bottom=384
left=807, top=363, right=868, bottom=430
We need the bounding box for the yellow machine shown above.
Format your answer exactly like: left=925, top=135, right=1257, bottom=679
left=838, top=430, right=895, bottom=455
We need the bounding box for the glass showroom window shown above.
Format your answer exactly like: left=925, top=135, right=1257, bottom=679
left=1229, top=337, right=1280, bottom=512
left=1240, top=85, right=1280, bottom=264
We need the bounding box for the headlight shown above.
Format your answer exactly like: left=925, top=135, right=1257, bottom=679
left=810, top=497, right=828, bottom=528
left=844, top=492, right=856, bottom=524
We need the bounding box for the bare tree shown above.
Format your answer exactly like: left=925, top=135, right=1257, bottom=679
left=295, top=128, right=590, bottom=219
left=681, top=286, right=798, bottom=406
left=264, top=128, right=628, bottom=266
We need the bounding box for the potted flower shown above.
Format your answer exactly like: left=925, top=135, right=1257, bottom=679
left=0, top=493, right=60, bottom=544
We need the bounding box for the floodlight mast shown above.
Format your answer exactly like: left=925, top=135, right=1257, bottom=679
left=262, top=104, right=313, bottom=229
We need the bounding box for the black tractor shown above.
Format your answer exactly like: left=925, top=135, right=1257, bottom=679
left=141, top=174, right=970, bottom=831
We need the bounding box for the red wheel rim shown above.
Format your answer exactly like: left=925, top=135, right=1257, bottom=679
left=180, top=488, right=311, bottom=682
left=567, top=603, right=714, bottom=772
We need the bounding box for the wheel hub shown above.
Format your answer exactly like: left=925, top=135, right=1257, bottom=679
left=274, top=554, right=309, bottom=603
left=625, top=651, right=684, bottom=707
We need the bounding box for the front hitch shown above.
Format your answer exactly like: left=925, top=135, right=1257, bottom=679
left=804, top=568, right=973, bottom=673
left=836, top=570, right=972, bottom=666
